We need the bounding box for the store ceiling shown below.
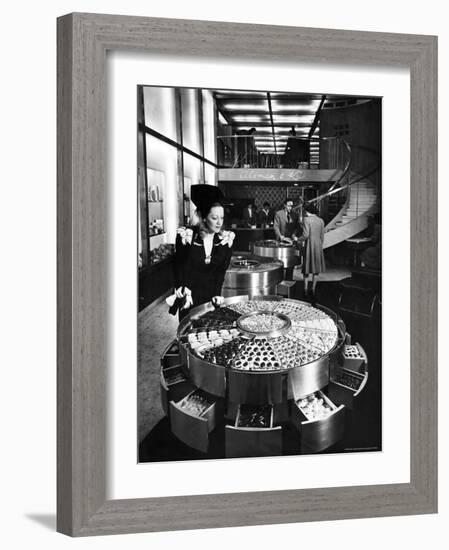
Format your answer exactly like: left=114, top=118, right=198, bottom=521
left=213, top=90, right=368, bottom=159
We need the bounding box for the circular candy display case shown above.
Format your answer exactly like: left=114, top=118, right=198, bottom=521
left=252, top=239, right=302, bottom=268
left=222, top=254, right=284, bottom=298
left=160, top=296, right=369, bottom=457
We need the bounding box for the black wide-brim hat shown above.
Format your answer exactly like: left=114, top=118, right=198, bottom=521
left=190, top=184, right=224, bottom=216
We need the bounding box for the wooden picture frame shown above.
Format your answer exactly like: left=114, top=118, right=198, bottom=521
left=57, top=13, right=437, bottom=536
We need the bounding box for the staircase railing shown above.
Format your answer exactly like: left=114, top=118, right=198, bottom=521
left=322, top=137, right=352, bottom=193
left=307, top=144, right=380, bottom=208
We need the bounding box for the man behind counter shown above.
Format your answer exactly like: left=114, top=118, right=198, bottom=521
left=241, top=200, right=257, bottom=227
left=273, top=199, right=300, bottom=280
left=273, top=199, right=298, bottom=242
left=258, top=201, right=274, bottom=227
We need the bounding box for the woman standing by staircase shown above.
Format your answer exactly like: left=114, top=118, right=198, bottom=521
left=301, top=203, right=326, bottom=298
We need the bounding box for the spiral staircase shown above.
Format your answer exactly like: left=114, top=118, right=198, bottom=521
left=323, top=175, right=379, bottom=249
left=301, top=139, right=380, bottom=249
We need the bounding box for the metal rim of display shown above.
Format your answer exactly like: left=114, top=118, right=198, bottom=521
left=252, top=240, right=302, bottom=268
left=177, top=295, right=346, bottom=375
left=253, top=239, right=293, bottom=248
left=223, top=255, right=285, bottom=297
left=230, top=256, right=261, bottom=269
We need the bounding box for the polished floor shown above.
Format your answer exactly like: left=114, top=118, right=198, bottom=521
left=138, top=297, right=178, bottom=441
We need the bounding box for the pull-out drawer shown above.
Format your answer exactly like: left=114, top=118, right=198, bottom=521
left=292, top=391, right=345, bottom=453
left=161, top=340, right=183, bottom=369
left=287, top=356, right=330, bottom=401
left=178, top=336, right=189, bottom=366
left=328, top=367, right=368, bottom=410
left=225, top=404, right=282, bottom=458
left=169, top=389, right=217, bottom=453
left=187, top=354, right=226, bottom=398
left=160, top=366, right=193, bottom=415
left=342, top=343, right=367, bottom=374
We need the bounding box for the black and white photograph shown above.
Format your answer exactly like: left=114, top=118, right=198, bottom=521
left=137, top=86, right=382, bottom=462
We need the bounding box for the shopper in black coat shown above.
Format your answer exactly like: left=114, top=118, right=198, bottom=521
left=168, top=185, right=235, bottom=317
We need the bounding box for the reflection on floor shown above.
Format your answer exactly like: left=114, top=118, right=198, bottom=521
left=138, top=270, right=381, bottom=460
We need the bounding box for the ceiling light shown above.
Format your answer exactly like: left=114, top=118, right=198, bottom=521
left=272, top=115, right=315, bottom=123
left=222, top=103, right=267, bottom=111
left=270, top=101, right=321, bottom=112
left=232, top=115, right=267, bottom=122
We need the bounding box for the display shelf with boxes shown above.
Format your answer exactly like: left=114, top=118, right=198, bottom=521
left=147, top=168, right=166, bottom=238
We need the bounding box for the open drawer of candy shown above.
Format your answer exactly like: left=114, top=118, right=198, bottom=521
left=177, top=389, right=216, bottom=424
left=225, top=404, right=282, bottom=458
left=343, top=343, right=367, bottom=373
left=328, top=367, right=368, bottom=410
left=169, top=389, right=218, bottom=453
left=160, top=365, right=193, bottom=415
left=162, top=365, right=187, bottom=386
left=166, top=340, right=180, bottom=354
left=295, top=392, right=335, bottom=421
left=292, top=391, right=345, bottom=453
left=236, top=404, right=273, bottom=428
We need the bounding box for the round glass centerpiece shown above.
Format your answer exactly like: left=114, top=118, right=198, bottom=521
left=236, top=310, right=292, bottom=339
left=231, top=257, right=260, bottom=268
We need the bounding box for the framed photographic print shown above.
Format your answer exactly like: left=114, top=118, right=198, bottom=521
left=57, top=13, right=437, bottom=536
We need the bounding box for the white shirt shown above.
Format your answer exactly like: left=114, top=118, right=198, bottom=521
left=203, top=233, right=214, bottom=263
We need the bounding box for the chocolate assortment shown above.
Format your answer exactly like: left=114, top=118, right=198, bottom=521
left=228, top=299, right=281, bottom=315
left=297, top=392, right=334, bottom=420
left=238, top=405, right=271, bottom=428
left=180, top=298, right=340, bottom=371
left=179, top=389, right=213, bottom=416
left=334, top=369, right=363, bottom=390
left=164, top=370, right=186, bottom=385
left=288, top=326, right=337, bottom=353
left=344, top=345, right=365, bottom=360
left=187, top=328, right=241, bottom=358
left=232, top=339, right=281, bottom=371
left=238, top=312, right=289, bottom=333
left=270, top=335, right=322, bottom=368
left=191, top=306, right=240, bottom=329
left=202, top=337, right=247, bottom=366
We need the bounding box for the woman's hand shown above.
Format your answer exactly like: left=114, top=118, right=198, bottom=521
left=166, top=286, right=193, bottom=310
left=211, top=296, right=224, bottom=307
left=180, top=287, right=193, bottom=310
